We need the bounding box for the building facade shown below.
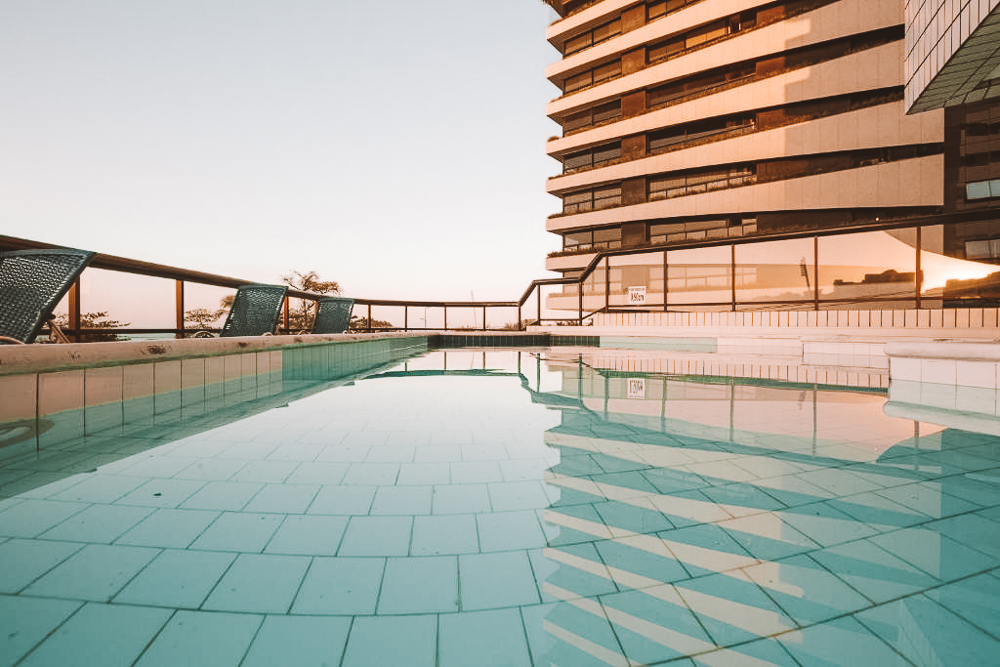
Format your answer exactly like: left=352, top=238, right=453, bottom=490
left=541, top=0, right=1000, bottom=313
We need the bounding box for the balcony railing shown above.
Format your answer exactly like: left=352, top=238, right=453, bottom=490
left=5, top=213, right=1000, bottom=343
left=0, top=235, right=580, bottom=340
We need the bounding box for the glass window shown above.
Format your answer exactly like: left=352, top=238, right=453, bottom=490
left=735, top=238, right=814, bottom=304
left=966, top=180, right=993, bottom=199
left=593, top=227, right=621, bottom=243
left=817, top=231, right=917, bottom=306
left=667, top=246, right=731, bottom=305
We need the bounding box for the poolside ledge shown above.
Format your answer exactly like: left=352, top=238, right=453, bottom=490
left=0, top=332, right=429, bottom=376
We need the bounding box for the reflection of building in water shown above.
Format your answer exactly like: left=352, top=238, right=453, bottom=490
left=540, top=0, right=1000, bottom=312
left=533, top=352, right=998, bottom=664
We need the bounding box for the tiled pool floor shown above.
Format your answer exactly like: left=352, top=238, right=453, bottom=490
left=0, top=348, right=998, bottom=665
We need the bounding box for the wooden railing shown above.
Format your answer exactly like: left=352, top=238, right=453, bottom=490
left=0, top=235, right=581, bottom=340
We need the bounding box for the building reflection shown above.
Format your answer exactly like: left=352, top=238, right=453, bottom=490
left=531, top=349, right=998, bottom=664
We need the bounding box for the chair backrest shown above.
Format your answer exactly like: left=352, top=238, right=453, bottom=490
left=312, top=296, right=354, bottom=334
left=220, top=284, right=289, bottom=337
left=0, top=248, right=95, bottom=343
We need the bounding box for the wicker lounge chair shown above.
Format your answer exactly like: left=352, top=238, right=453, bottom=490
left=0, top=248, right=95, bottom=344
left=311, top=296, right=354, bottom=334
left=218, top=283, right=289, bottom=337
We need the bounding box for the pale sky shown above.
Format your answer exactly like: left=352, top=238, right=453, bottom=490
left=1, top=1, right=562, bottom=323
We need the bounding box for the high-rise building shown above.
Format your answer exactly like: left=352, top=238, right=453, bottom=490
left=541, top=0, right=1000, bottom=313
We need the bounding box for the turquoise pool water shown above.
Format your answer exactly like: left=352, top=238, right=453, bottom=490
left=0, top=346, right=998, bottom=666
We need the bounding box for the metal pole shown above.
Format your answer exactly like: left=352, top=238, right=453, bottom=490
left=444, top=306, right=448, bottom=331
left=175, top=279, right=185, bottom=339
left=730, top=244, right=736, bottom=311
left=663, top=250, right=668, bottom=312
left=367, top=304, right=372, bottom=332
left=404, top=306, right=408, bottom=332
left=68, top=279, right=81, bottom=342
left=915, top=226, right=923, bottom=309
left=814, top=236, right=820, bottom=310
left=605, top=257, right=610, bottom=313
left=536, top=288, right=541, bottom=326
left=518, top=304, right=522, bottom=331
left=578, top=276, right=583, bottom=325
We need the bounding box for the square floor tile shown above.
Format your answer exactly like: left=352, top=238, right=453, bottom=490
left=0, top=539, right=83, bottom=593
left=341, top=463, right=399, bottom=486
left=477, top=510, right=546, bottom=552
left=114, top=478, right=206, bottom=508
left=134, top=610, right=261, bottom=667
left=179, top=481, right=263, bottom=511
left=396, top=462, right=451, bottom=486
left=715, top=513, right=819, bottom=562
left=243, top=483, right=320, bottom=514
left=264, top=515, right=349, bottom=555
left=189, top=512, right=282, bottom=552
left=341, top=615, right=437, bottom=667
left=0, top=499, right=87, bottom=538
left=777, top=616, right=909, bottom=666
left=775, top=502, right=879, bottom=547
left=284, top=462, right=349, bottom=485
left=450, top=461, right=503, bottom=484
left=370, top=486, right=432, bottom=515
left=929, top=513, right=1000, bottom=559
left=377, top=556, right=459, bottom=614
left=306, top=485, right=376, bottom=515
left=433, top=484, right=491, bottom=515
left=810, top=539, right=938, bottom=604
left=230, top=460, right=299, bottom=483
left=440, top=608, right=531, bottom=666
left=869, top=526, right=997, bottom=581
left=40, top=504, right=154, bottom=543
left=593, top=499, right=673, bottom=536
left=742, top=554, right=870, bottom=625
left=521, top=601, right=627, bottom=667
left=202, top=553, right=310, bottom=613
left=530, top=544, right=619, bottom=601
left=338, top=516, right=412, bottom=556
left=25, top=543, right=160, bottom=601
left=857, top=594, right=1000, bottom=666
left=600, top=585, right=716, bottom=664
left=460, top=550, right=540, bottom=610
left=241, top=615, right=351, bottom=667
left=114, top=549, right=235, bottom=608
left=19, top=602, right=171, bottom=667
left=658, top=524, right=757, bottom=577
left=925, top=572, right=1000, bottom=636
left=173, top=458, right=248, bottom=481
left=411, top=514, right=480, bottom=556
left=50, top=474, right=147, bottom=503
left=691, top=637, right=800, bottom=666
left=488, top=481, right=551, bottom=511
left=291, top=557, right=385, bottom=615
left=115, top=508, right=220, bottom=548
left=0, top=596, right=81, bottom=665
left=675, top=571, right=796, bottom=645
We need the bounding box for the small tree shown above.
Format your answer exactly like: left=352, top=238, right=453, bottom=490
left=280, top=270, right=341, bottom=332
left=349, top=315, right=394, bottom=331
left=51, top=311, right=130, bottom=342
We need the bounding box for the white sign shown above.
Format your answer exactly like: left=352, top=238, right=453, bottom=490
left=627, top=286, right=647, bottom=305
left=627, top=377, right=646, bottom=399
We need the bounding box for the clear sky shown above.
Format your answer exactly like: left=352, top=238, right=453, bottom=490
left=1, top=1, right=562, bottom=322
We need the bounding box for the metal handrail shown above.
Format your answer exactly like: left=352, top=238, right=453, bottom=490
left=5, top=209, right=993, bottom=340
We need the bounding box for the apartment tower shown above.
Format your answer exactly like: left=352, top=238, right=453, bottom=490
left=542, top=0, right=1000, bottom=312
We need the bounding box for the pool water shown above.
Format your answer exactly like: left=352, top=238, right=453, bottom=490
left=0, top=347, right=998, bottom=666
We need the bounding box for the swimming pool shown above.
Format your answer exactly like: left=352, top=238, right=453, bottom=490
left=0, top=342, right=997, bottom=665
